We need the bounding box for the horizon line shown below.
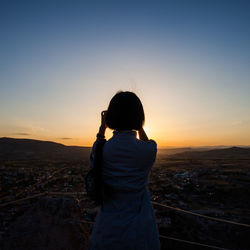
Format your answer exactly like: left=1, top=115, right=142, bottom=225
left=1, top=136, right=250, bottom=149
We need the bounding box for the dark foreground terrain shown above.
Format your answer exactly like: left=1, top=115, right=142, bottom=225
left=0, top=138, right=250, bottom=249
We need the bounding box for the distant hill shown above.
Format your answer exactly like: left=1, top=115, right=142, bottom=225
left=169, top=146, right=250, bottom=160
left=157, top=147, right=193, bottom=155
left=0, top=137, right=91, bottom=161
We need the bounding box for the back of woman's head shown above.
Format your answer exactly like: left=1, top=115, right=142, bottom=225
left=106, top=91, right=145, bottom=131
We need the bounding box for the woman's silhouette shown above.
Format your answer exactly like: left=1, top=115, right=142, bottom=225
left=88, top=91, right=160, bottom=250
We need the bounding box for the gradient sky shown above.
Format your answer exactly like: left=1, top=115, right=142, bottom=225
left=1, top=0, right=250, bottom=147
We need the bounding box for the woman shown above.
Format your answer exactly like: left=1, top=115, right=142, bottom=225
left=88, top=91, right=160, bottom=250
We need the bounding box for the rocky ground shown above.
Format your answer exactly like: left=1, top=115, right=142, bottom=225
left=151, top=157, right=250, bottom=250
left=2, top=197, right=89, bottom=250
left=0, top=156, right=250, bottom=249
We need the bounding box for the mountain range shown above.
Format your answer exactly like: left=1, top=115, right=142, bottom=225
left=0, top=137, right=91, bottom=161
left=168, top=146, right=250, bottom=160
left=1, top=137, right=250, bottom=161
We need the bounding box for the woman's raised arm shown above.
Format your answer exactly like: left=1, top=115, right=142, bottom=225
left=138, top=127, right=149, bottom=141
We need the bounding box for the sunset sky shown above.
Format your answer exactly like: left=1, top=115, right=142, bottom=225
left=1, top=1, right=250, bottom=147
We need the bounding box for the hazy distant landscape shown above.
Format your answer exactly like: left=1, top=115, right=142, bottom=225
left=0, top=137, right=91, bottom=161
left=2, top=137, right=250, bottom=160
left=0, top=137, right=250, bottom=249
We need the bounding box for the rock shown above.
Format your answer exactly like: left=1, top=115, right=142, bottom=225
left=3, top=197, right=90, bottom=250
left=164, top=193, right=178, bottom=200
left=157, top=217, right=171, bottom=228
left=173, top=171, right=196, bottom=179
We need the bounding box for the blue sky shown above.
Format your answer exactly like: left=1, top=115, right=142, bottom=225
left=1, top=0, right=250, bottom=146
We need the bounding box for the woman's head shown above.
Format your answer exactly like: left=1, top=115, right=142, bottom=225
left=106, top=91, right=145, bottom=131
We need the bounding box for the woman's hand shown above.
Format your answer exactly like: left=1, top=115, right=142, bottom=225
left=138, top=127, right=149, bottom=141
left=97, top=110, right=107, bottom=138
left=101, top=110, right=107, bottom=129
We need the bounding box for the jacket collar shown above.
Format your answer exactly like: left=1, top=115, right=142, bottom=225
left=113, top=130, right=137, bottom=137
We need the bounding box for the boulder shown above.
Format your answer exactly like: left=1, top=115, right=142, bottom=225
left=3, top=197, right=90, bottom=250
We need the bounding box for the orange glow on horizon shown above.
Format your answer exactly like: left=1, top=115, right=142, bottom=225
left=54, top=132, right=250, bottom=148
left=2, top=117, right=250, bottom=148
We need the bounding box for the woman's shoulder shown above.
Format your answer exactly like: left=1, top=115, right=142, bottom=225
left=135, top=139, right=157, bottom=165
left=135, top=138, right=157, bottom=152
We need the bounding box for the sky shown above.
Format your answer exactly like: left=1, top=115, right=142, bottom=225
left=0, top=0, right=250, bottom=147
